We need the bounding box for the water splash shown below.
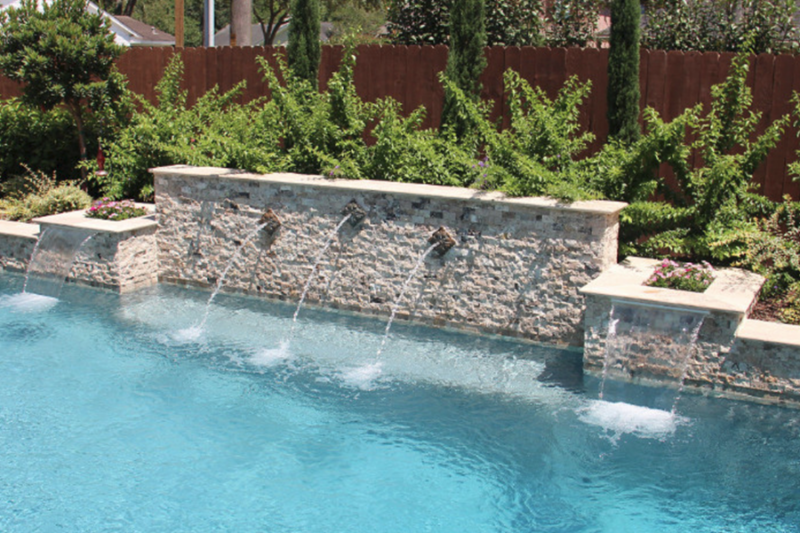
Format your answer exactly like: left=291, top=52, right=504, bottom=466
left=0, top=292, right=59, bottom=313
left=291, top=214, right=352, bottom=329
left=376, top=243, right=438, bottom=358
left=249, top=341, right=293, bottom=368
left=578, top=400, right=688, bottom=444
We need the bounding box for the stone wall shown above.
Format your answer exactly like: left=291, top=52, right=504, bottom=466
left=0, top=210, right=159, bottom=293
left=581, top=257, right=800, bottom=406
left=153, top=166, right=627, bottom=346
left=0, top=221, right=38, bottom=272
left=33, top=210, right=160, bottom=293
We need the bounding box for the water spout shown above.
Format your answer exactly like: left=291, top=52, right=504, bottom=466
left=341, top=200, right=367, bottom=227
left=428, top=227, right=456, bottom=257
left=23, top=228, right=94, bottom=298
left=259, top=209, right=282, bottom=236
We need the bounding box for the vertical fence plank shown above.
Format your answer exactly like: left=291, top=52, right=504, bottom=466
left=567, top=46, right=593, bottom=141
left=481, top=47, right=506, bottom=126
left=644, top=49, right=667, bottom=117
left=319, top=45, right=343, bottom=92
left=752, top=53, right=776, bottom=195
left=204, top=46, right=218, bottom=95
left=182, top=47, right=206, bottom=106
left=764, top=54, right=795, bottom=201
left=783, top=56, right=800, bottom=201
left=390, top=45, right=408, bottom=109
left=426, top=45, right=449, bottom=130
left=353, top=44, right=374, bottom=102
left=502, top=46, right=522, bottom=130
left=590, top=48, right=609, bottom=152
left=578, top=47, right=601, bottom=156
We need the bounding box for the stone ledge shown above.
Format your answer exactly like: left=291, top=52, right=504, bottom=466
left=0, top=220, right=40, bottom=239
left=150, top=165, right=628, bottom=216
left=579, top=256, right=764, bottom=316
left=738, top=319, right=800, bottom=347
left=32, top=204, right=156, bottom=234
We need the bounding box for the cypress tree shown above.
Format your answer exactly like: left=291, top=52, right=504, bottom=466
left=287, top=0, right=321, bottom=89
left=607, top=0, right=641, bottom=144
left=440, top=0, right=487, bottom=138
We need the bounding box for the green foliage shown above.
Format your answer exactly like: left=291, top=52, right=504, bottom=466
left=387, top=0, right=544, bottom=46
left=611, top=51, right=791, bottom=259
left=258, top=41, right=373, bottom=177
left=642, top=0, right=799, bottom=54
left=440, top=0, right=487, bottom=140
left=325, top=1, right=388, bottom=44
left=92, top=56, right=282, bottom=200
left=709, top=198, right=800, bottom=324
left=545, top=0, right=601, bottom=47
left=0, top=0, right=126, bottom=175
left=0, top=100, right=84, bottom=185
left=436, top=71, right=600, bottom=200
left=0, top=167, right=91, bottom=222
left=288, top=0, right=322, bottom=88
left=607, top=0, right=641, bottom=144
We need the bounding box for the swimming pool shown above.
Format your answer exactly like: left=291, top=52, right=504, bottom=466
left=1, top=274, right=798, bottom=532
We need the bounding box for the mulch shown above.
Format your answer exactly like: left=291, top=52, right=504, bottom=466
left=749, top=296, right=785, bottom=323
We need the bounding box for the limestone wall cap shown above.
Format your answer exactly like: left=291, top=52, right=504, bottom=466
left=150, top=165, right=628, bottom=216
left=580, top=256, right=765, bottom=316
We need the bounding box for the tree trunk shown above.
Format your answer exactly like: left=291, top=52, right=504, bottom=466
left=231, top=0, right=253, bottom=46
left=70, top=104, right=89, bottom=182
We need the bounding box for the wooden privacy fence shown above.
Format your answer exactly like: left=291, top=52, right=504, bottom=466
left=1, top=45, right=798, bottom=201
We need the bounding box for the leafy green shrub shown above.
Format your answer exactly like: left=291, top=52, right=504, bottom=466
left=781, top=284, right=800, bottom=325
left=85, top=198, right=147, bottom=220
left=710, top=197, right=800, bottom=303
left=258, top=43, right=373, bottom=178
left=92, top=55, right=282, bottom=200
left=0, top=0, right=126, bottom=179
left=642, top=0, right=798, bottom=54
left=0, top=167, right=90, bottom=222
left=645, top=258, right=715, bottom=292
left=545, top=0, right=602, bottom=47
left=0, top=99, right=84, bottom=184
left=387, top=0, right=545, bottom=47
left=611, top=51, right=790, bottom=260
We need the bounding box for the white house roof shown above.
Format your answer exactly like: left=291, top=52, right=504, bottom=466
left=214, top=21, right=334, bottom=47
left=0, top=0, right=175, bottom=47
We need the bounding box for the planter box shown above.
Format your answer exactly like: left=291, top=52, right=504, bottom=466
left=0, top=206, right=160, bottom=293
left=581, top=256, right=800, bottom=405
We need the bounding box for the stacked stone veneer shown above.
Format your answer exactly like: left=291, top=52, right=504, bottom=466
left=0, top=209, right=158, bottom=293
left=153, top=165, right=627, bottom=346
left=0, top=221, right=38, bottom=272
left=35, top=210, right=160, bottom=293
left=582, top=257, right=800, bottom=406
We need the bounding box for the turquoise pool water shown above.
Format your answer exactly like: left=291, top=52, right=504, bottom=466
left=1, top=275, right=798, bottom=532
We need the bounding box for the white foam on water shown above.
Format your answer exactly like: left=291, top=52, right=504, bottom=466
left=578, top=400, right=689, bottom=443
left=169, top=325, right=205, bottom=344
left=121, top=292, right=578, bottom=405
left=338, top=362, right=384, bottom=390
left=0, top=293, right=58, bottom=313
left=249, top=341, right=293, bottom=367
